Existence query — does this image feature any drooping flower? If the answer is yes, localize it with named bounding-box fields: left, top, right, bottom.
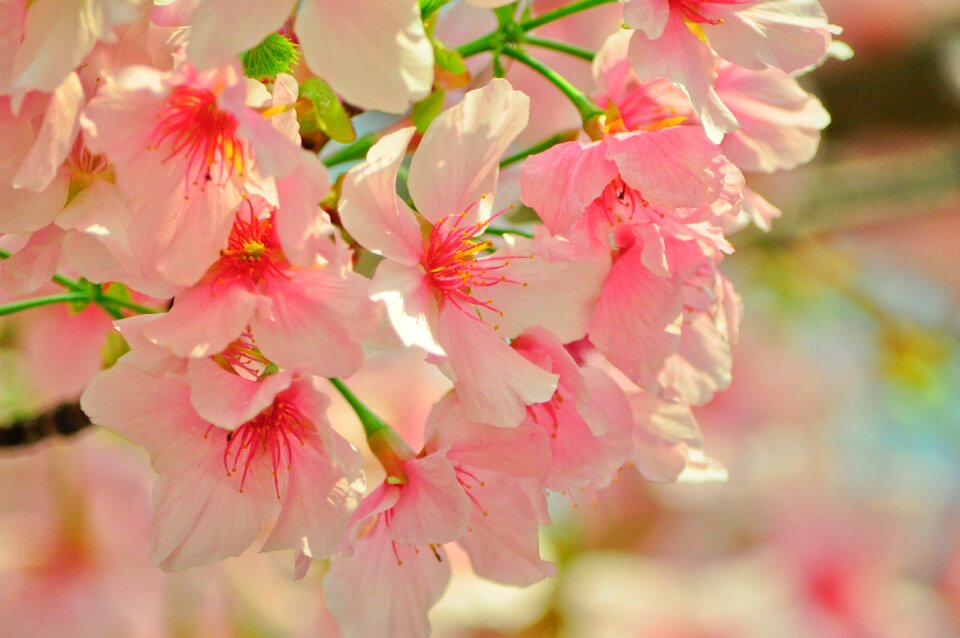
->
left=80, top=320, right=364, bottom=571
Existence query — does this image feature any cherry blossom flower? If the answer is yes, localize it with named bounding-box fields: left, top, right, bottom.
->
left=80, top=322, right=363, bottom=571
left=340, top=79, right=609, bottom=427
left=81, top=64, right=327, bottom=288
left=139, top=198, right=378, bottom=378
left=622, top=0, right=839, bottom=140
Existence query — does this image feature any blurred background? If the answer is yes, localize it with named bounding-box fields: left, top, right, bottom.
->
left=2, top=0, right=960, bottom=636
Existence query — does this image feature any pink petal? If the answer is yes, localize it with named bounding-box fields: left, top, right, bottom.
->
left=370, top=259, right=443, bottom=356
left=296, top=0, right=433, bottom=113
left=140, top=278, right=259, bottom=358
left=622, top=0, right=671, bottom=40
left=12, top=72, right=83, bottom=191
left=628, top=14, right=737, bottom=143
left=262, top=431, right=363, bottom=559
left=716, top=63, right=830, bottom=173
left=519, top=140, right=616, bottom=235
left=324, top=522, right=450, bottom=638
left=408, top=78, right=529, bottom=224
left=456, top=473, right=555, bottom=586
left=588, top=241, right=683, bottom=389
left=437, top=305, right=559, bottom=428
left=274, top=150, right=336, bottom=268
left=149, top=451, right=273, bottom=571
left=80, top=353, right=210, bottom=473
left=252, top=268, right=378, bottom=378
left=388, top=453, right=471, bottom=546
left=480, top=235, right=610, bottom=343
left=605, top=127, right=731, bottom=210
left=186, top=357, right=296, bottom=430
left=0, top=224, right=64, bottom=295
left=340, top=127, right=423, bottom=266
left=705, top=0, right=835, bottom=74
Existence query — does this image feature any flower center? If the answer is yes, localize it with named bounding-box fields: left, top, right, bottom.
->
left=526, top=390, right=565, bottom=438
left=421, top=208, right=521, bottom=319
left=670, top=0, right=725, bottom=25
left=213, top=206, right=288, bottom=286
left=148, top=84, right=245, bottom=189
left=217, top=397, right=308, bottom=498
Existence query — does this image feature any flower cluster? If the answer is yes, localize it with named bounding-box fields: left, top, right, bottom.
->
left=0, top=1, right=842, bottom=636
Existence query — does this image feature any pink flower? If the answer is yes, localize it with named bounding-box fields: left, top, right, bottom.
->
left=185, top=0, right=433, bottom=114
left=623, top=0, right=839, bottom=140
left=140, top=199, right=378, bottom=378
left=80, top=324, right=363, bottom=571
left=512, top=327, right=634, bottom=492
left=325, top=391, right=555, bottom=637
left=81, top=64, right=327, bottom=287
left=520, top=120, right=741, bottom=391
left=340, top=79, right=603, bottom=427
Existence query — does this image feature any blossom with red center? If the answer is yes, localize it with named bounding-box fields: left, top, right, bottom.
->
left=622, top=0, right=839, bottom=141
left=80, top=325, right=364, bottom=571
left=148, top=84, right=246, bottom=189
left=341, top=79, right=614, bottom=427
left=81, top=63, right=332, bottom=288
left=140, top=197, right=378, bottom=379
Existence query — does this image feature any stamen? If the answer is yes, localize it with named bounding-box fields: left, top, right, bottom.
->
left=421, top=203, right=527, bottom=320
left=148, top=84, right=246, bottom=191
left=211, top=203, right=289, bottom=290
left=220, top=397, right=309, bottom=498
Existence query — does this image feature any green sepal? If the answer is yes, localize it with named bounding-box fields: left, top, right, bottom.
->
left=411, top=88, right=445, bottom=133
left=432, top=38, right=466, bottom=74
left=298, top=77, right=357, bottom=144
left=240, top=33, right=299, bottom=79
left=419, top=0, right=451, bottom=19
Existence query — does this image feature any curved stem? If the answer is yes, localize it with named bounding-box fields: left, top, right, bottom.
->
left=521, top=0, right=619, bottom=31
left=483, top=227, right=534, bottom=238
left=322, top=132, right=377, bottom=167
left=500, top=47, right=605, bottom=127
left=0, top=292, right=90, bottom=317
left=328, top=377, right=391, bottom=437
left=523, top=35, right=596, bottom=62
left=100, top=296, right=162, bottom=315
left=500, top=130, right=578, bottom=168
left=457, top=33, right=497, bottom=58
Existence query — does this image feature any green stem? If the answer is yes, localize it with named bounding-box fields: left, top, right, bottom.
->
left=500, top=47, right=605, bottom=126
left=521, top=0, right=619, bottom=31
left=0, top=292, right=90, bottom=317
left=100, top=296, right=162, bottom=315
left=523, top=35, right=596, bottom=62
left=457, top=33, right=497, bottom=58
left=484, top=226, right=534, bottom=238
left=322, top=133, right=377, bottom=167
left=328, top=377, right=390, bottom=437
left=500, top=131, right=578, bottom=168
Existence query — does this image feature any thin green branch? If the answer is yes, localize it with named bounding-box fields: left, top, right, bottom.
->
left=500, top=47, right=605, bottom=126
left=523, top=35, right=596, bottom=62
left=322, top=133, right=377, bottom=167
left=457, top=33, right=497, bottom=58
left=521, top=0, right=619, bottom=31
left=500, top=131, right=578, bottom=168
left=328, top=377, right=391, bottom=437
left=0, top=291, right=90, bottom=317
left=484, top=226, right=534, bottom=238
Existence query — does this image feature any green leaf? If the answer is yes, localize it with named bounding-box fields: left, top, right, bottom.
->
left=432, top=38, right=466, bottom=74
left=419, top=0, right=451, bottom=19
left=240, top=33, right=299, bottom=79
left=411, top=88, right=445, bottom=133
left=298, top=77, right=356, bottom=144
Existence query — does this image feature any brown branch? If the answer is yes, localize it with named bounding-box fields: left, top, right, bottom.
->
left=0, top=403, right=91, bottom=448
